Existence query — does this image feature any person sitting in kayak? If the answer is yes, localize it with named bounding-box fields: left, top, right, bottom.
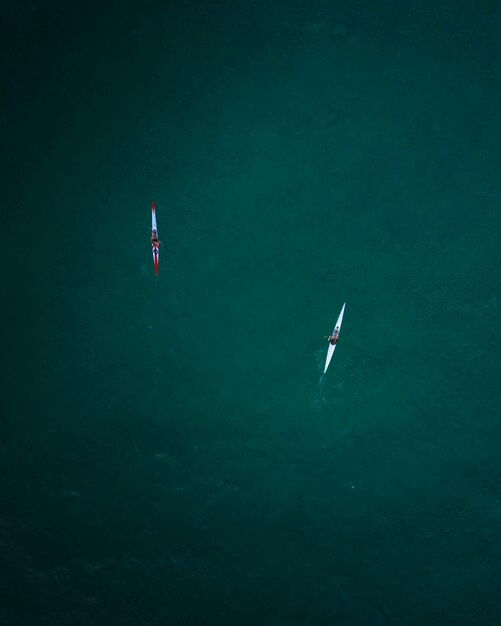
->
left=328, top=331, right=339, bottom=345
left=151, top=230, right=160, bottom=246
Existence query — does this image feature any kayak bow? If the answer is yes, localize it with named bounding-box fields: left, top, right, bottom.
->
left=324, top=303, right=346, bottom=374
left=151, top=202, right=159, bottom=276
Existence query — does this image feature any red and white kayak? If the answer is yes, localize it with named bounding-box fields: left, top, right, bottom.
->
left=324, top=303, right=346, bottom=374
left=151, top=202, right=159, bottom=276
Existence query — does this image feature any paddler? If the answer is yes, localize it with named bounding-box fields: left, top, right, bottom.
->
left=327, top=331, right=339, bottom=345
left=151, top=230, right=160, bottom=246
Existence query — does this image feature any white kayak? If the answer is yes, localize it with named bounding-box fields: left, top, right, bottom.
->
left=324, top=303, right=346, bottom=374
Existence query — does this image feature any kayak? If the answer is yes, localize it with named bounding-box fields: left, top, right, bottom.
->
left=151, top=202, right=159, bottom=276
left=324, top=303, right=346, bottom=374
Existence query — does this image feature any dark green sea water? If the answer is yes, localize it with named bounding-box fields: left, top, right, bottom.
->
left=2, top=1, right=501, bottom=624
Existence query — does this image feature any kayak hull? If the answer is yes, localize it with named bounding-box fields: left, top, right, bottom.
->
left=151, top=202, right=159, bottom=275
left=324, top=302, right=346, bottom=374
left=324, top=343, right=337, bottom=374
left=152, top=244, right=159, bottom=276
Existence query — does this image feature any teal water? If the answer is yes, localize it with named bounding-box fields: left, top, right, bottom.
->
left=2, top=2, right=501, bottom=624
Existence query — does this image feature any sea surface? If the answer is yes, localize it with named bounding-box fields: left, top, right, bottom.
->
left=2, top=1, right=500, bottom=624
